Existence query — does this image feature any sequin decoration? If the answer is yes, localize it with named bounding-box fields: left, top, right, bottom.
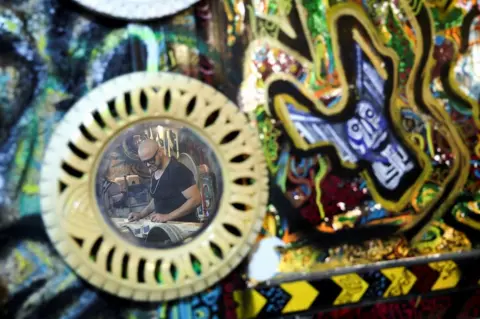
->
left=0, top=0, right=231, bottom=315
left=242, top=0, right=469, bottom=237
left=236, top=0, right=480, bottom=284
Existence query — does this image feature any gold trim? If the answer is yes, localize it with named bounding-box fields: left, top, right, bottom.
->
left=241, top=0, right=469, bottom=240
left=399, top=0, right=470, bottom=241
left=40, top=72, right=268, bottom=301
left=262, top=4, right=433, bottom=213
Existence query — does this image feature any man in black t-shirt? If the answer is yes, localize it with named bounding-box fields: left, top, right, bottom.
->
left=128, top=139, right=201, bottom=223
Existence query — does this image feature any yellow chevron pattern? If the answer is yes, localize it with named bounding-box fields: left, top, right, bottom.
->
left=281, top=281, right=319, bottom=313
left=381, top=267, right=417, bottom=297
left=429, top=260, right=460, bottom=291
left=233, top=289, right=267, bottom=319
left=234, top=260, right=465, bottom=318
left=331, top=273, right=369, bottom=305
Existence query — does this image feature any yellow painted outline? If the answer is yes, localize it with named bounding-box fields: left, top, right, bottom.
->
left=410, top=133, right=425, bottom=151
left=314, top=156, right=328, bottom=220
left=400, top=0, right=470, bottom=241
left=264, top=4, right=433, bottom=214
left=242, top=0, right=469, bottom=239
left=424, top=122, right=436, bottom=157
left=454, top=207, right=480, bottom=230
left=352, top=29, right=388, bottom=80
left=437, top=26, right=480, bottom=128
left=425, top=0, right=459, bottom=20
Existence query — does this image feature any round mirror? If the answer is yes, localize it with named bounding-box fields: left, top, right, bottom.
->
left=95, top=120, right=222, bottom=248
left=40, top=72, right=268, bottom=301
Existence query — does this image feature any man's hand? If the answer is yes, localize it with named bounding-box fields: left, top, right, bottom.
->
left=150, top=213, right=170, bottom=223
left=128, top=212, right=143, bottom=222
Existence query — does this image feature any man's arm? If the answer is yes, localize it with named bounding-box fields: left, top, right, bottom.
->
left=140, top=199, right=155, bottom=217
left=129, top=199, right=155, bottom=221
left=167, top=185, right=202, bottom=220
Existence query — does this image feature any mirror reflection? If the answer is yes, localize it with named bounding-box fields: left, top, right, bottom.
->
left=95, top=120, right=222, bottom=247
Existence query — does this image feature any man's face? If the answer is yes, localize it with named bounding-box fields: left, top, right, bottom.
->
left=139, top=145, right=165, bottom=172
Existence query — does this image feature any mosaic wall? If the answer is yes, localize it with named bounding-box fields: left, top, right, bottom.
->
left=3, top=0, right=480, bottom=317
left=227, top=0, right=480, bottom=284
left=0, top=0, right=232, bottom=317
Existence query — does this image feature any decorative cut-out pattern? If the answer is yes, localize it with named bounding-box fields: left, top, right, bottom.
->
left=40, top=72, right=268, bottom=301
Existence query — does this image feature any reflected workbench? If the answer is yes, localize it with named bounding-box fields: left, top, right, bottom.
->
left=111, top=218, right=203, bottom=245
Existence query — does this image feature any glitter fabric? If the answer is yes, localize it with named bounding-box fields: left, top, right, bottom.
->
left=0, top=0, right=229, bottom=317
left=242, top=0, right=464, bottom=235
left=232, top=0, right=480, bottom=284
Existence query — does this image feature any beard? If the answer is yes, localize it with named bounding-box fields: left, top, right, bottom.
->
left=148, top=159, right=163, bottom=172
left=148, top=166, right=157, bottom=173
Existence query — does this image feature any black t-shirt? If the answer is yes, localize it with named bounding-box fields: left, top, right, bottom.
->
left=149, top=157, right=198, bottom=222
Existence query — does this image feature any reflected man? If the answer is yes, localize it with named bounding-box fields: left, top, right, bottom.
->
left=128, top=139, right=201, bottom=223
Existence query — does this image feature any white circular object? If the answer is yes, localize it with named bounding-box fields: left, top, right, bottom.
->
left=74, top=0, right=201, bottom=20
left=40, top=72, right=268, bottom=301
left=248, top=237, right=286, bottom=282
